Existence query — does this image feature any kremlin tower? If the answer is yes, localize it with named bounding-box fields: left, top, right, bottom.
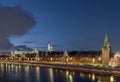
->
left=102, top=34, right=110, bottom=66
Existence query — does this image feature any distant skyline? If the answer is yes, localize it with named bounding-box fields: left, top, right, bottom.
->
left=0, top=0, right=120, bottom=52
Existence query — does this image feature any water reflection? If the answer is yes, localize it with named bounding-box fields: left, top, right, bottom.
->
left=1, top=63, right=4, bottom=77
left=69, top=74, right=73, bottom=82
left=25, top=65, right=30, bottom=82
left=65, top=70, right=73, bottom=82
left=92, top=73, right=95, bottom=81
left=49, top=68, right=54, bottom=82
left=79, top=72, right=116, bottom=82
left=80, top=72, right=85, bottom=78
left=35, top=66, right=40, bottom=82
left=110, top=76, right=114, bottom=82
left=0, top=63, right=119, bottom=82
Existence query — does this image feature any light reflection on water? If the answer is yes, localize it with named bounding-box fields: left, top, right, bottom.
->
left=49, top=68, right=54, bottom=82
left=65, top=70, right=73, bottom=82
left=0, top=63, right=120, bottom=82
left=25, top=65, right=30, bottom=82
left=36, top=66, right=40, bottom=82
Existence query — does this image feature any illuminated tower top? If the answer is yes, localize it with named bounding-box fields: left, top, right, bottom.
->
left=63, top=50, right=69, bottom=57
left=48, top=41, right=51, bottom=51
left=104, top=33, right=109, bottom=47
left=48, top=41, right=54, bottom=51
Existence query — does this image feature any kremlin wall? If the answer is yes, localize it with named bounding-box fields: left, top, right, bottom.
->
left=0, top=34, right=119, bottom=67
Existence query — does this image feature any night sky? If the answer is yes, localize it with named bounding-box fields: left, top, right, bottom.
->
left=0, top=0, right=120, bottom=52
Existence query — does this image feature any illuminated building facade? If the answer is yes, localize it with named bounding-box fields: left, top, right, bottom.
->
left=102, top=34, right=110, bottom=66
left=109, top=52, right=120, bottom=67
left=48, top=41, right=54, bottom=52
left=11, top=48, right=39, bottom=57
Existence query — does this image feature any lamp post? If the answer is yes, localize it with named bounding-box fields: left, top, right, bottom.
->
left=92, top=58, right=95, bottom=64
left=37, top=57, right=40, bottom=61
left=50, top=58, right=53, bottom=62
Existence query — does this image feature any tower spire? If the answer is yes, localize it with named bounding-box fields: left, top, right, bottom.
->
left=104, top=33, right=109, bottom=47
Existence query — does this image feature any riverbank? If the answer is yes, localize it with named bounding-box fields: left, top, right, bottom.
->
left=0, top=60, right=120, bottom=77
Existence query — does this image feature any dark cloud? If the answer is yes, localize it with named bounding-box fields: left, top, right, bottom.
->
left=0, top=6, right=36, bottom=49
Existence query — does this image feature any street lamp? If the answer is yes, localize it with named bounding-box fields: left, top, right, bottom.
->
left=50, top=58, right=53, bottom=61
left=98, top=57, right=101, bottom=61
left=37, top=57, right=40, bottom=61
left=92, top=58, right=95, bottom=63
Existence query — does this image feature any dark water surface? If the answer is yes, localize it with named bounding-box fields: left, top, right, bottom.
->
left=0, top=63, right=120, bottom=82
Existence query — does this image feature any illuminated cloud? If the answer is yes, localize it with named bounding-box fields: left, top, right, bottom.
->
left=0, top=6, right=36, bottom=50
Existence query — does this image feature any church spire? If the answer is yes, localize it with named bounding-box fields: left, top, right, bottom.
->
left=104, top=33, right=109, bottom=47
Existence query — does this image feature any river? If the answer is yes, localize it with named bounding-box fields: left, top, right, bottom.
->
left=0, top=63, right=119, bottom=82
